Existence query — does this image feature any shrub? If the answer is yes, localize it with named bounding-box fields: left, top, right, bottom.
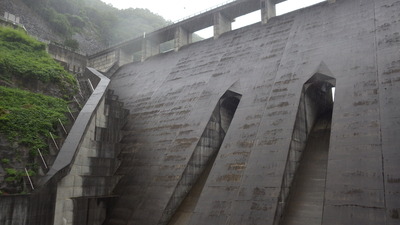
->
left=1, top=158, right=10, bottom=164
left=4, top=168, right=36, bottom=184
left=64, top=38, right=79, bottom=51
left=0, top=27, right=45, bottom=51
left=67, top=14, right=86, bottom=29
left=0, top=26, right=77, bottom=96
left=4, top=168, right=26, bottom=184
left=0, top=86, right=68, bottom=151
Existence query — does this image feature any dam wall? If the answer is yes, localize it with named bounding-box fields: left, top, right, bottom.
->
left=104, top=0, right=400, bottom=224
left=1, top=0, right=400, bottom=224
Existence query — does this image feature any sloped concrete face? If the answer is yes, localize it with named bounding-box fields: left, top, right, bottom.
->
left=106, top=0, right=400, bottom=224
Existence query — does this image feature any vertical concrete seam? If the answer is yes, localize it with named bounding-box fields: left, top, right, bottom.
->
left=372, top=0, right=387, bottom=223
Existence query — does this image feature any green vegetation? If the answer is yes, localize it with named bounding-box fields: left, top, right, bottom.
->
left=4, top=168, right=24, bottom=183
left=0, top=86, right=68, bottom=154
left=64, top=38, right=79, bottom=51
left=0, top=27, right=76, bottom=194
left=21, top=0, right=172, bottom=47
left=0, top=27, right=76, bottom=98
left=4, top=168, right=35, bottom=192
left=1, top=158, right=10, bottom=164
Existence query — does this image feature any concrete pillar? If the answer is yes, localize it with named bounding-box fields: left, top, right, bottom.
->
left=8, top=13, right=16, bottom=23
left=213, top=12, right=232, bottom=39
left=261, top=0, right=276, bottom=24
left=174, top=26, right=192, bottom=51
left=118, top=48, right=133, bottom=66
left=141, top=38, right=159, bottom=61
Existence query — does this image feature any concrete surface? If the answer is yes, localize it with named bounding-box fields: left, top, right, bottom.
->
left=104, top=0, right=400, bottom=224
left=281, top=117, right=331, bottom=225
left=2, top=0, right=400, bottom=224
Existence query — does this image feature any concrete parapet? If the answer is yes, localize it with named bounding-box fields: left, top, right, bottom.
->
left=39, top=68, right=110, bottom=185
left=47, top=43, right=87, bottom=74
left=16, top=68, right=111, bottom=225
left=88, top=51, right=118, bottom=73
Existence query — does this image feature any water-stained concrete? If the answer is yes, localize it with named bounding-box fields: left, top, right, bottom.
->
left=104, top=0, right=400, bottom=224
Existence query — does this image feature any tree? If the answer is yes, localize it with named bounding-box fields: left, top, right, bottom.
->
left=64, top=39, right=79, bottom=51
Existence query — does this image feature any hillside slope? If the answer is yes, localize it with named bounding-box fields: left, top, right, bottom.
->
left=0, top=0, right=170, bottom=54
left=0, top=27, right=77, bottom=194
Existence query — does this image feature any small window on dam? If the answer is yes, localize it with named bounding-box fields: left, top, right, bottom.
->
left=161, top=90, right=241, bottom=225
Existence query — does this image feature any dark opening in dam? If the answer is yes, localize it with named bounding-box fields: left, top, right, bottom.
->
left=163, top=90, right=241, bottom=225
left=276, top=73, right=336, bottom=225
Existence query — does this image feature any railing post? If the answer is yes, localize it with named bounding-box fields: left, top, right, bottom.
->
left=58, top=118, right=68, bottom=135
left=67, top=106, right=75, bottom=121
left=87, top=78, right=95, bottom=92
left=49, top=132, right=59, bottom=151
left=73, top=96, right=82, bottom=109
left=25, top=168, right=35, bottom=190
left=37, top=149, right=48, bottom=169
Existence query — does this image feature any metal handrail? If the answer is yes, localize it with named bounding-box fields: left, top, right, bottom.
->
left=172, top=0, right=237, bottom=23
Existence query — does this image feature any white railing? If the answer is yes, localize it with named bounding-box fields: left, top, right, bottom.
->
left=173, top=0, right=237, bottom=23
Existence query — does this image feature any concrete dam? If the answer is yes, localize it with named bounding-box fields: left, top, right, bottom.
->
left=1, top=0, right=400, bottom=224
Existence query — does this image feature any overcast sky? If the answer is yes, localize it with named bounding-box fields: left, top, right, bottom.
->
left=100, top=0, right=325, bottom=37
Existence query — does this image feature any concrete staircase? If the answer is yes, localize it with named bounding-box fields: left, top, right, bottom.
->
left=51, top=88, right=128, bottom=225
left=71, top=89, right=129, bottom=224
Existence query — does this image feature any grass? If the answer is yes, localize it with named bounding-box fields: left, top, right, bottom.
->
left=0, top=24, right=79, bottom=194
left=0, top=26, right=77, bottom=98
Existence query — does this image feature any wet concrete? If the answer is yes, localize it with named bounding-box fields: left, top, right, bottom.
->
left=104, top=0, right=400, bottom=224
left=281, top=116, right=331, bottom=225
